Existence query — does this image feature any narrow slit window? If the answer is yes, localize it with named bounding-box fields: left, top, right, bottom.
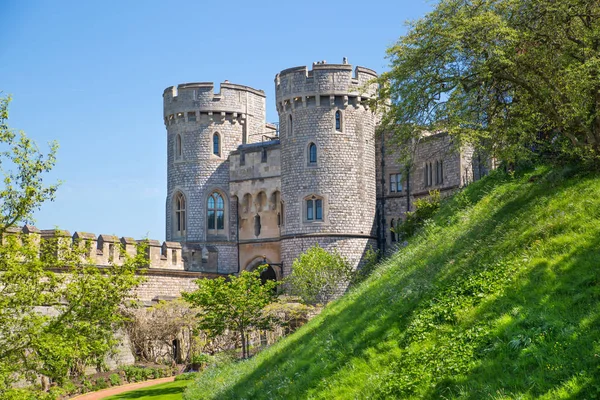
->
left=213, top=133, right=220, bottom=157
left=335, top=110, right=342, bottom=131
left=175, top=134, right=182, bottom=160
left=309, top=143, right=317, bottom=164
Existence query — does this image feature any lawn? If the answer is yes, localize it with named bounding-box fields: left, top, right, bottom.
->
left=104, top=380, right=190, bottom=400
left=184, top=165, right=600, bottom=399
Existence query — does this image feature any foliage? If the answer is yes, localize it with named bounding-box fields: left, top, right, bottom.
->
left=120, top=365, right=172, bottom=383
left=124, top=298, right=198, bottom=363
left=183, top=266, right=280, bottom=359
left=93, top=377, right=109, bottom=391
left=0, top=95, right=59, bottom=235
left=377, top=0, right=600, bottom=163
left=394, top=189, right=441, bottom=240
left=175, top=372, right=199, bottom=381
left=285, top=244, right=353, bottom=305
left=350, top=246, right=381, bottom=286
left=262, top=297, right=316, bottom=334
left=0, top=95, right=146, bottom=394
left=109, top=373, right=122, bottom=387
left=183, top=165, right=600, bottom=399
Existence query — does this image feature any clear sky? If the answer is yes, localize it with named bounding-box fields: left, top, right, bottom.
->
left=0, top=0, right=433, bottom=241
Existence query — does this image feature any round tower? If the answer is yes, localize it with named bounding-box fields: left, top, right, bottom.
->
left=275, top=62, right=379, bottom=275
left=163, top=82, right=266, bottom=273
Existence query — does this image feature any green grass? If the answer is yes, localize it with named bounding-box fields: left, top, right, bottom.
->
left=104, top=380, right=190, bottom=400
left=184, top=165, right=600, bottom=399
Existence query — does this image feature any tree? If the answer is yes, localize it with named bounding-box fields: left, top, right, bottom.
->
left=183, top=266, right=279, bottom=359
left=0, top=95, right=59, bottom=235
left=286, top=244, right=353, bottom=305
left=377, top=0, right=600, bottom=163
left=0, top=95, right=146, bottom=394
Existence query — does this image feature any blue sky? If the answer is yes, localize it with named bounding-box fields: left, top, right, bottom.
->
left=0, top=0, right=432, bottom=241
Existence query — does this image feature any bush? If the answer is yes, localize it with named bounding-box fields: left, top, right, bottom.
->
left=286, top=244, right=353, bottom=305
left=175, top=372, right=198, bottom=381
left=81, top=378, right=93, bottom=393
left=62, top=379, right=78, bottom=395
left=109, top=373, right=122, bottom=387
left=395, top=190, right=441, bottom=240
left=93, top=377, right=109, bottom=391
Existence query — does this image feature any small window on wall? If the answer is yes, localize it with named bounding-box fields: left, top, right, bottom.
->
left=390, top=219, right=396, bottom=242
left=187, top=112, right=196, bottom=122
left=261, top=147, right=268, bottom=163
left=213, top=133, right=221, bottom=157
left=288, top=115, right=293, bottom=136
left=174, top=192, right=186, bottom=237
left=308, top=143, right=317, bottom=165
left=175, top=134, right=182, bottom=160
left=390, top=173, right=402, bottom=193
left=436, top=160, right=444, bottom=184
left=335, top=110, right=342, bottom=132
left=306, top=195, right=323, bottom=221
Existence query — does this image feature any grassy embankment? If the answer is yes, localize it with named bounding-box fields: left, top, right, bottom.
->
left=185, top=165, right=600, bottom=399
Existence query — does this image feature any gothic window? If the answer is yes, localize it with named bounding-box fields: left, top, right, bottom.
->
left=175, top=134, right=182, bottom=160
left=207, top=192, right=225, bottom=232
left=213, top=132, right=221, bottom=157
left=174, top=192, right=186, bottom=237
left=308, top=142, right=317, bottom=165
left=305, top=195, right=323, bottom=221
left=335, top=110, right=342, bottom=132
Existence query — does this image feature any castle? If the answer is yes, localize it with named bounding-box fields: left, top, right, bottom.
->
left=4, top=60, right=488, bottom=304
left=162, top=60, right=490, bottom=282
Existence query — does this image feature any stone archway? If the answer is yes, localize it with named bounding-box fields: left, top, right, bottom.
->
left=245, top=256, right=278, bottom=284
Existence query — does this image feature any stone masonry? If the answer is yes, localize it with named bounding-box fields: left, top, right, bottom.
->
left=163, top=59, right=491, bottom=279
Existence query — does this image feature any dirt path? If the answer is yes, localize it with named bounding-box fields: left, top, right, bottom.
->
left=70, top=376, right=176, bottom=400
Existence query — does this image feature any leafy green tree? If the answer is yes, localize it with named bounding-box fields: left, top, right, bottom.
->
left=378, top=0, right=600, bottom=163
left=286, top=244, right=353, bottom=305
left=0, top=95, right=146, bottom=395
left=183, top=266, right=279, bottom=359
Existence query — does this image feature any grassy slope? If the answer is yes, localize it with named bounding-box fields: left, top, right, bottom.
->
left=104, top=380, right=190, bottom=400
left=185, top=166, right=600, bottom=399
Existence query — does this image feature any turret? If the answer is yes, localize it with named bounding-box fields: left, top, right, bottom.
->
left=163, top=81, right=267, bottom=273
left=275, top=61, right=379, bottom=276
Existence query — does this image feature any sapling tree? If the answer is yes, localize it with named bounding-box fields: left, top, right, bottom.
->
left=183, top=266, right=279, bottom=359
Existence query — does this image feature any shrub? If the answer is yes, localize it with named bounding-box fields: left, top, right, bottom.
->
left=93, top=377, right=109, bottom=391
left=286, top=244, right=353, bottom=305
left=395, top=190, right=441, bottom=240
left=109, top=373, right=122, bottom=387
left=175, top=372, right=198, bottom=381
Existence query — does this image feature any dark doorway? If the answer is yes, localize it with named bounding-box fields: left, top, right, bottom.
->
left=259, top=264, right=277, bottom=285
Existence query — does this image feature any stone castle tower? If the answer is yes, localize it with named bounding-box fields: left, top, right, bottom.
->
left=163, top=82, right=267, bottom=273
left=275, top=63, right=379, bottom=275
left=162, top=59, right=486, bottom=279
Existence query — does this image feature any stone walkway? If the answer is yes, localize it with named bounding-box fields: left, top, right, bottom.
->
left=70, top=376, right=176, bottom=400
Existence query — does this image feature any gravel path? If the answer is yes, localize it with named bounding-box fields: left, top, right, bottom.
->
left=69, top=376, right=177, bottom=400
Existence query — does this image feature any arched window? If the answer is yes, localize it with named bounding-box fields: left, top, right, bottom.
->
left=174, top=192, right=186, bottom=237
left=207, top=192, right=225, bottom=232
left=213, top=133, right=221, bottom=157
left=175, top=134, right=182, bottom=160
left=335, top=110, right=342, bottom=131
left=305, top=195, right=323, bottom=222
left=288, top=115, right=293, bottom=136
left=308, top=143, right=317, bottom=164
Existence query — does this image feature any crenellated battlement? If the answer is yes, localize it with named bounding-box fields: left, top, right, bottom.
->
left=1, top=225, right=184, bottom=271
left=163, top=81, right=266, bottom=125
left=274, top=61, right=378, bottom=109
